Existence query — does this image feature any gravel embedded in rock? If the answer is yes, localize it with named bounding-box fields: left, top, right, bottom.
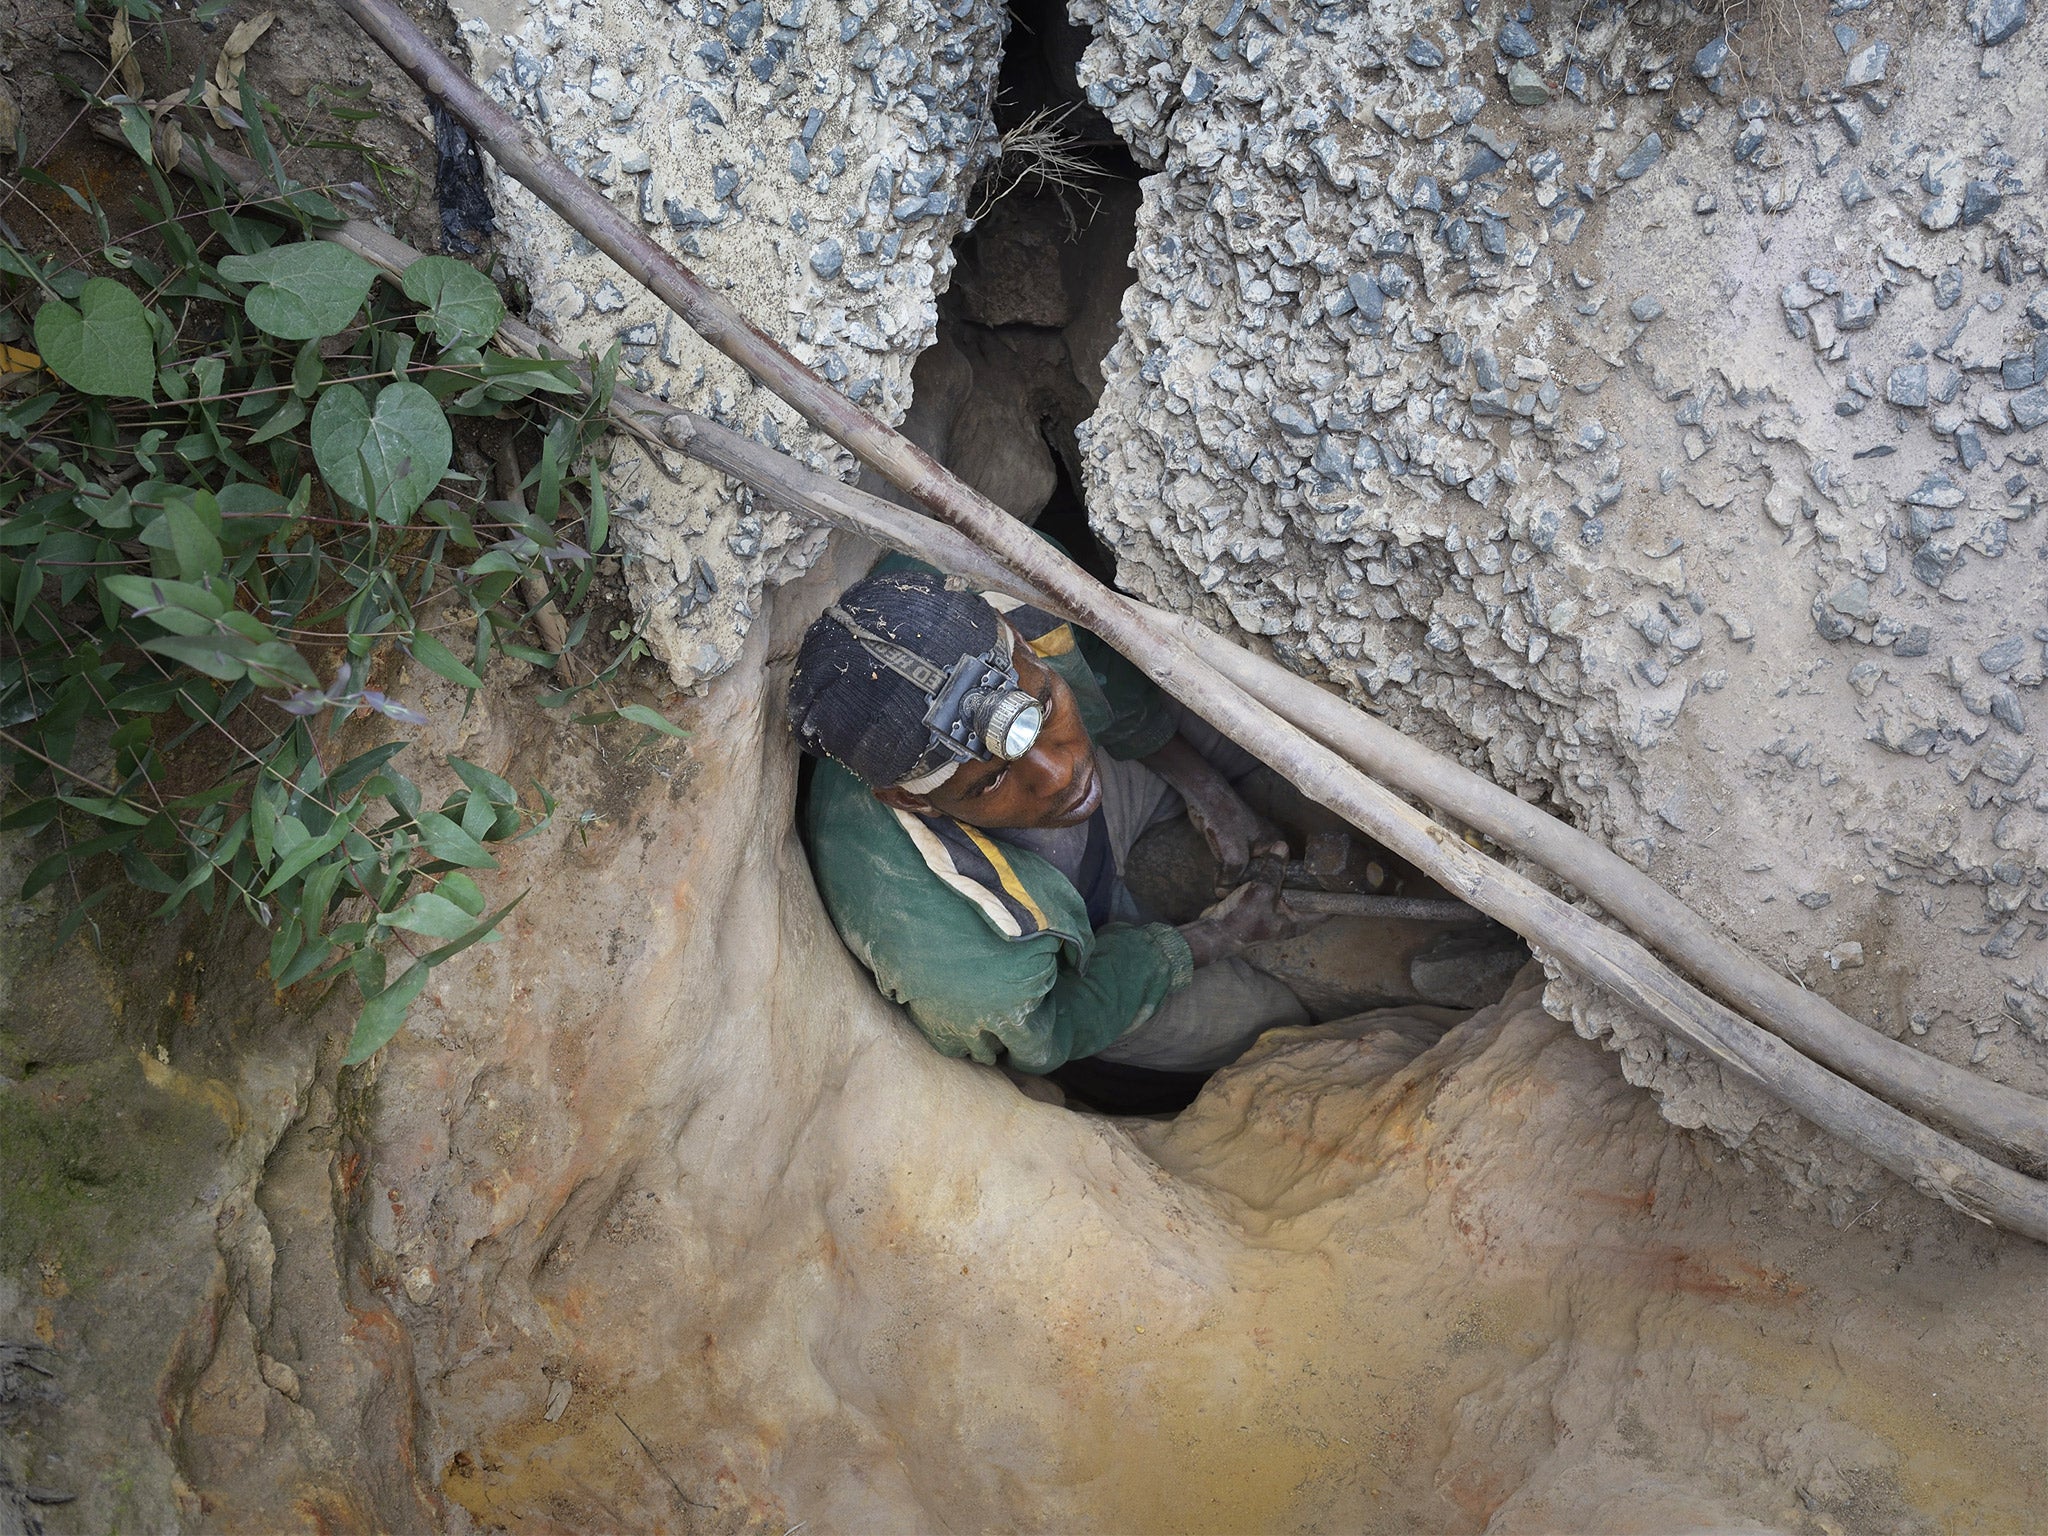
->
left=1977, top=0, right=2028, bottom=45
left=1507, top=63, right=1549, bottom=105
left=1497, top=20, right=1538, bottom=57
left=1845, top=40, right=1891, bottom=85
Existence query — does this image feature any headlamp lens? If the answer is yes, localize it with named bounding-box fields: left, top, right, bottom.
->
left=983, top=695, right=1042, bottom=760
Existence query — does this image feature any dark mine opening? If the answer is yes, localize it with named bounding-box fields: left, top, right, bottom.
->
left=836, top=0, right=1529, bottom=1117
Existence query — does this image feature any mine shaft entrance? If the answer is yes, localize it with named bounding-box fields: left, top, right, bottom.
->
left=870, top=0, right=1530, bottom=1114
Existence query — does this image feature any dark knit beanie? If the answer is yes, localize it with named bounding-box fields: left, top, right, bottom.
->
left=786, top=568, right=1003, bottom=787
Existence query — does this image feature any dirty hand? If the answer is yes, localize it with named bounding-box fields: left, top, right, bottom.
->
left=1177, top=880, right=1324, bottom=968
left=1183, top=785, right=1281, bottom=882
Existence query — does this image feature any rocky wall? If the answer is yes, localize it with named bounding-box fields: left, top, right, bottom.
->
left=448, top=0, right=1008, bottom=684
left=1072, top=0, right=2048, bottom=1206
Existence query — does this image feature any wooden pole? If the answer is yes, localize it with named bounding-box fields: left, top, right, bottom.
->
left=140, top=43, right=2048, bottom=1239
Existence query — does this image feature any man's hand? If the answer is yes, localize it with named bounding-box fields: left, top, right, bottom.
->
left=1142, top=735, right=1275, bottom=880
left=1177, top=881, right=1324, bottom=969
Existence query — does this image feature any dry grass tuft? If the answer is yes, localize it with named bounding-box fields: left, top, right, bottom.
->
left=971, top=102, right=1107, bottom=236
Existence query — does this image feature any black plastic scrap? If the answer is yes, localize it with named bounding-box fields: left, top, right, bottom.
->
left=431, top=100, right=495, bottom=255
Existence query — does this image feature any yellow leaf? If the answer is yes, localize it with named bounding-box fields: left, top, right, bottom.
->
left=109, top=10, right=145, bottom=99
left=206, top=9, right=276, bottom=129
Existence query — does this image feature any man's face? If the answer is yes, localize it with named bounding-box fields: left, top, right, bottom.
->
left=873, top=635, right=1101, bottom=830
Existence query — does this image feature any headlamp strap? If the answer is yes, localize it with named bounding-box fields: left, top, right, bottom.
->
left=825, top=604, right=951, bottom=695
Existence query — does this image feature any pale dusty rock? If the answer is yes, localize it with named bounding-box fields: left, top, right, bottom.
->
left=447, top=0, right=1009, bottom=686
left=1071, top=0, right=2048, bottom=1206
left=8, top=558, right=2045, bottom=1530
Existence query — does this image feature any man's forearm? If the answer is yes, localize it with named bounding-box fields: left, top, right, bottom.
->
left=1141, top=734, right=1236, bottom=810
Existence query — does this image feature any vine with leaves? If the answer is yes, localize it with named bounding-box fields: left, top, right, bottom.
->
left=0, top=72, right=669, bottom=1062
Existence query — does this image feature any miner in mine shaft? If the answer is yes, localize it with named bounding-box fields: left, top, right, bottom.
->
left=788, top=559, right=1323, bottom=1077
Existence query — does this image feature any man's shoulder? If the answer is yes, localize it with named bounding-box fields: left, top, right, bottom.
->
left=804, top=761, right=1089, bottom=950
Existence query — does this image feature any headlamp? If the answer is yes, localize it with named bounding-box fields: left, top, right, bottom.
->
left=827, top=604, right=1044, bottom=766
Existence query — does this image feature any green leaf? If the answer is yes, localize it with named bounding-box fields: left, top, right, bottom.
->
left=328, top=741, right=410, bottom=799
left=217, top=242, right=379, bottom=341
left=399, top=257, right=506, bottom=348
left=103, top=573, right=227, bottom=634
left=269, top=916, right=302, bottom=980
left=382, top=890, right=480, bottom=940
left=448, top=756, right=517, bottom=807
left=419, top=891, right=525, bottom=964
left=299, top=857, right=348, bottom=932
left=32, top=278, right=155, bottom=401
left=140, top=631, right=248, bottom=681
left=310, top=380, right=452, bottom=521
left=140, top=631, right=315, bottom=688
left=409, top=629, right=481, bottom=689
left=247, top=395, right=307, bottom=444
left=116, top=101, right=155, bottom=168
left=619, top=703, right=691, bottom=740
left=340, top=960, right=432, bottom=1066
left=436, top=871, right=485, bottom=917
left=259, top=811, right=355, bottom=896
left=414, top=809, right=497, bottom=869
left=275, top=933, right=332, bottom=989
left=162, top=498, right=224, bottom=583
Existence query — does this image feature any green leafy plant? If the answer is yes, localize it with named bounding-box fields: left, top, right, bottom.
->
left=0, top=113, right=644, bottom=1063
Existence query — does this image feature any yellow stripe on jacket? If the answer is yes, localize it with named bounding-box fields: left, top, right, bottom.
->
left=958, top=823, right=1051, bottom=931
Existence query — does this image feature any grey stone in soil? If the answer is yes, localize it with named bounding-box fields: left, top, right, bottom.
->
left=1841, top=172, right=1875, bottom=207
left=1980, top=634, right=2029, bottom=675
left=1978, top=743, right=2035, bottom=783
left=1405, top=36, right=1444, bottom=68
left=1896, top=624, right=1933, bottom=657
left=2013, top=385, right=2048, bottom=431
left=1837, top=290, right=1876, bottom=330
left=1844, top=40, right=1891, bottom=86
left=1962, top=180, right=2004, bottom=226
left=1976, top=0, right=2027, bottom=45
left=1497, top=19, right=1539, bottom=57
left=1991, top=686, right=2026, bottom=734
left=1630, top=295, right=1665, bottom=323
left=1887, top=364, right=1929, bottom=408
left=1934, top=268, right=1965, bottom=309
left=809, top=238, right=844, bottom=278
left=1693, top=36, right=1730, bottom=77
left=1508, top=62, right=1549, bottom=105
left=1957, top=423, right=1988, bottom=470
left=1615, top=133, right=1664, bottom=181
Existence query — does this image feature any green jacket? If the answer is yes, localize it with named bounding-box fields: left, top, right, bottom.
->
left=802, top=588, right=1191, bottom=1073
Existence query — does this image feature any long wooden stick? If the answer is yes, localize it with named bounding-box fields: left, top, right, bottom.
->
left=163, top=28, right=2048, bottom=1238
